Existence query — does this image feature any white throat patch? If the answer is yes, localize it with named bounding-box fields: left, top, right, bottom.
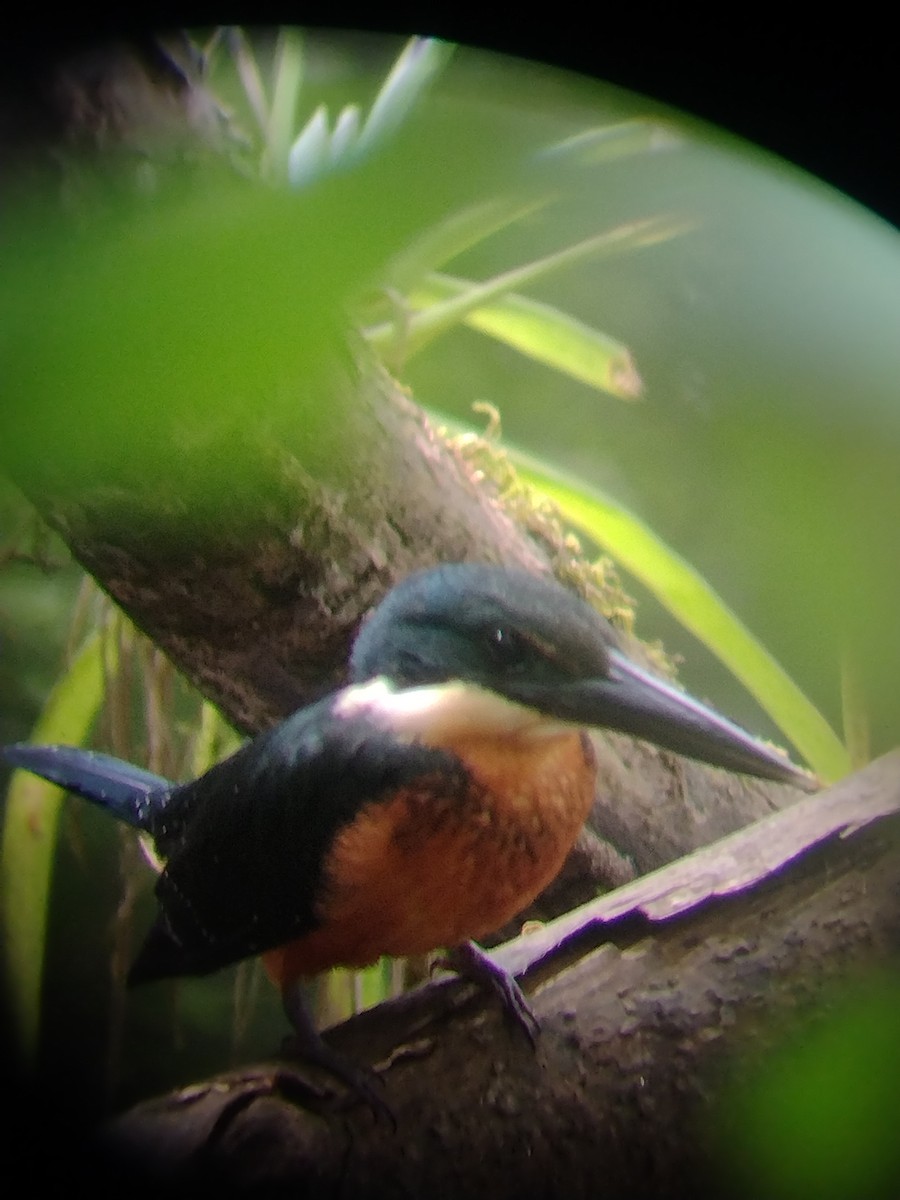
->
left=334, top=678, right=570, bottom=745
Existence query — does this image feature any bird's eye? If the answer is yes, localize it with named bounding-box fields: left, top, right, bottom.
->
left=486, top=625, right=525, bottom=661
left=484, top=622, right=563, bottom=671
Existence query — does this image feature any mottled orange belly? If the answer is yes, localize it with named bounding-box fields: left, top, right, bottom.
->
left=263, top=729, right=595, bottom=989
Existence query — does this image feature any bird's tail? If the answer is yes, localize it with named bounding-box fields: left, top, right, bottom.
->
left=2, top=743, right=171, bottom=830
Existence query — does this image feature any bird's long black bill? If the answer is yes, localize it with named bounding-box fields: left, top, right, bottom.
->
left=549, top=650, right=811, bottom=787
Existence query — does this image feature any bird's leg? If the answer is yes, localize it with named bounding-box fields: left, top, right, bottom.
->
left=280, top=981, right=394, bottom=1123
left=441, top=941, right=540, bottom=1044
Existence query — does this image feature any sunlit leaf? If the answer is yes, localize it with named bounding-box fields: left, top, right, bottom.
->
left=285, top=37, right=454, bottom=190
left=265, top=28, right=305, bottom=183
left=367, top=214, right=694, bottom=362
left=0, top=630, right=110, bottom=1062
left=410, top=273, right=642, bottom=398
left=382, top=196, right=548, bottom=295
left=511, top=453, right=850, bottom=782
left=356, top=38, right=456, bottom=156
left=330, top=104, right=362, bottom=163
left=287, top=103, right=330, bottom=187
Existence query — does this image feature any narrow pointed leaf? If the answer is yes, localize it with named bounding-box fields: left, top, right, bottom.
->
left=410, top=272, right=642, bottom=398
left=356, top=37, right=456, bottom=156
left=226, top=27, right=270, bottom=139
left=287, top=104, right=330, bottom=188
left=330, top=105, right=362, bottom=164
left=511, top=453, right=851, bottom=782
left=383, top=196, right=547, bottom=294
left=266, top=28, right=305, bottom=182
left=0, top=630, right=110, bottom=1062
left=367, top=213, right=694, bottom=360
left=539, top=119, right=682, bottom=167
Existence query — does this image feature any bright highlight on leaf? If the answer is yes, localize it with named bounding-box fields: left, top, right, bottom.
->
left=355, top=37, right=455, bottom=156
left=367, top=214, right=693, bottom=375
left=409, top=273, right=642, bottom=399
left=434, top=412, right=848, bottom=784
left=265, top=28, right=305, bottom=183
left=216, top=31, right=685, bottom=390
left=277, top=36, right=455, bottom=188
left=510, top=452, right=851, bottom=783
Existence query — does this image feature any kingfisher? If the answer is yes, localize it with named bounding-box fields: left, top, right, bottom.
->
left=3, top=563, right=809, bottom=1107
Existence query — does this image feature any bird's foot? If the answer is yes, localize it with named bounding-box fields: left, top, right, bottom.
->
left=279, top=1033, right=395, bottom=1126
left=440, top=940, right=540, bottom=1045
left=281, top=985, right=395, bottom=1125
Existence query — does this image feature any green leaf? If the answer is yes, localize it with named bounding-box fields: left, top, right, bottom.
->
left=378, top=122, right=680, bottom=296
left=330, top=104, right=362, bottom=164
left=410, top=272, right=642, bottom=398
left=367, top=213, right=693, bottom=363
left=382, top=196, right=548, bottom=295
left=226, top=26, right=270, bottom=139
left=286, top=103, right=330, bottom=187
left=539, top=119, right=682, bottom=167
left=266, top=28, right=305, bottom=182
left=356, top=37, right=456, bottom=156
left=191, top=699, right=242, bottom=776
left=510, top=453, right=850, bottom=782
left=0, top=630, right=110, bottom=1063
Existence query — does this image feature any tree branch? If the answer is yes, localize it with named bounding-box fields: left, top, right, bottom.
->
left=98, top=751, right=900, bottom=1196
left=1, top=31, right=804, bottom=893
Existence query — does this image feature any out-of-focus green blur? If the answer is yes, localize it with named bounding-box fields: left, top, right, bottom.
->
left=404, top=104, right=900, bottom=758
left=716, top=972, right=900, bottom=1199
left=1, top=28, right=897, bottom=1145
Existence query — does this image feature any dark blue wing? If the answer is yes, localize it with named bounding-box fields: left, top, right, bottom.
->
left=130, top=690, right=459, bottom=983
left=2, top=743, right=171, bottom=828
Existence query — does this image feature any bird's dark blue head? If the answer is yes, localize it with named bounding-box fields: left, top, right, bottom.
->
left=349, top=563, right=811, bottom=787
left=351, top=562, right=612, bottom=696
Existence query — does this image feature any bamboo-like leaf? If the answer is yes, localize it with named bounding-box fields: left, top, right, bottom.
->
left=356, top=37, right=456, bottom=156
left=412, top=273, right=642, bottom=399
left=839, top=648, right=871, bottom=770
left=379, top=124, right=679, bottom=296
left=287, top=104, right=330, bottom=188
left=0, top=630, right=110, bottom=1063
left=330, top=105, right=362, bottom=164
left=538, top=119, right=682, bottom=167
left=265, top=28, right=305, bottom=182
left=382, top=196, right=548, bottom=295
left=226, top=26, right=270, bottom=139
left=366, top=213, right=694, bottom=361
left=508, top=452, right=851, bottom=782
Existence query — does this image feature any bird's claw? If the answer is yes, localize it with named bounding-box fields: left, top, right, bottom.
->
left=278, top=1032, right=395, bottom=1125
left=441, top=941, right=541, bottom=1045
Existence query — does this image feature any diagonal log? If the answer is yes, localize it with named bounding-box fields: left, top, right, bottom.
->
left=94, top=751, right=900, bottom=1196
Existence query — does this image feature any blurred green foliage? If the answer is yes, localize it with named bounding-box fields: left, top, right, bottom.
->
left=717, top=972, right=900, bottom=1199
left=1, top=29, right=897, bottom=1162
